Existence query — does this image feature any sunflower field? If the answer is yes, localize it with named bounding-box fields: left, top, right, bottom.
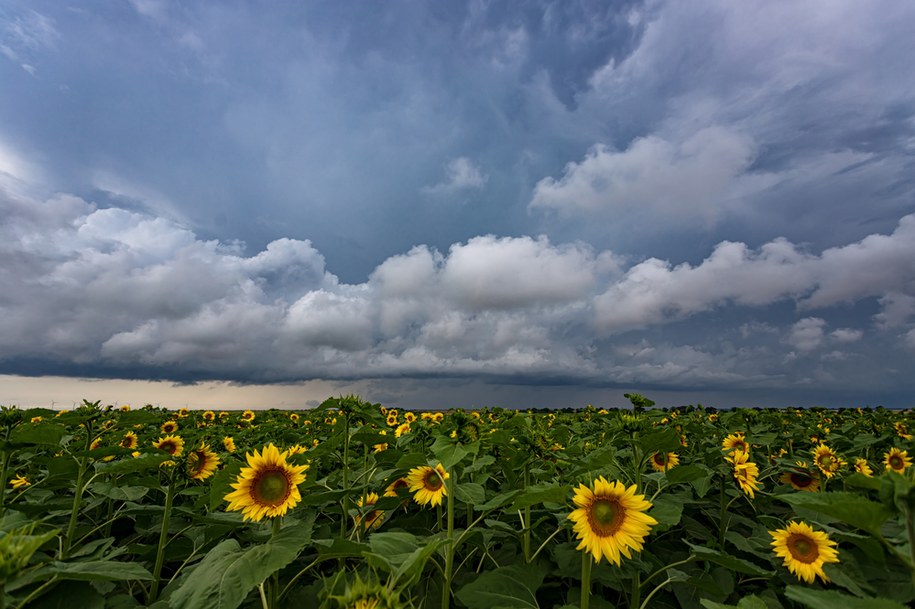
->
left=1, top=396, right=915, bottom=609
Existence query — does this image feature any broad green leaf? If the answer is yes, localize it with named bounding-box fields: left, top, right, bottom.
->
left=508, top=483, right=567, bottom=511
left=700, top=596, right=767, bottom=609
left=48, top=560, right=154, bottom=581
left=168, top=515, right=315, bottom=609
left=685, top=542, right=773, bottom=577
left=665, top=464, right=710, bottom=485
left=90, top=482, right=149, bottom=502
left=784, top=585, right=908, bottom=609
left=9, top=422, right=65, bottom=446
left=639, top=428, right=682, bottom=454
left=456, top=563, right=544, bottom=609
left=650, top=494, right=684, bottom=529
left=96, top=453, right=171, bottom=475
left=431, top=437, right=471, bottom=469
left=455, top=482, right=486, bottom=506
left=775, top=492, right=894, bottom=535
left=395, top=452, right=429, bottom=470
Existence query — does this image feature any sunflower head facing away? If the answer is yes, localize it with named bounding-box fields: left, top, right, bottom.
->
left=650, top=451, right=679, bottom=472
left=853, top=458, right=873, bottom=477
left=567, top=476, right=657, bottom=565
left=224, top=444, right=308, bottom=521
left=407, top=463, right=449, bottom=507
left=186, top=444, right=220, bottom=481
left=770, top=520, right=839, bottom=583
left=153, top=435, right=185, bottom=457
left=884, top=448, right=912, bottom=474
left=730, top=450, right=761, bottom=498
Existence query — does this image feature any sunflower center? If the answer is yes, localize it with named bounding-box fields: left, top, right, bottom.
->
left=791, top=473, right=813, bottom=488
left=890, top=456, right=903, bottom=469
left=424, top=471, right=443, bottom=490
left=787, top=534, right=819, bottom=563
left=818, top=455, right=832, bottom=467
left=255, top=470, right=291, bottom=505
left=588, top=497, right=625, bottom=536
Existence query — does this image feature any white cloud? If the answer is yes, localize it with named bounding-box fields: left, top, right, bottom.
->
left=830, top=328, right=863, bottom=343
left=422, top=157, right=487, bottom=194
left=530, top=126, right=757, bottom=221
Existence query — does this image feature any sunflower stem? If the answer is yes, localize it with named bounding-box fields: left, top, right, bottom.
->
left=270, top=517, right=282, bottom=607
left=522, top=462, right=531, bottom=562
left=441, top=467, right=455, bottom=609
left=149, top=473, right=176, bottom=603
left=718, top=477, right=728, bottom=549
left=63, top=451, right=90, bottom=558
left=258, top=582, right=270, bottom=609
left=580, top=552, right=592, bottom=609
left=340, top=413, right=351, bottom=541
left=631, top=570, right=641, bottom=608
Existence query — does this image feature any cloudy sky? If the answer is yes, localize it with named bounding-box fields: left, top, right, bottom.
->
left=2, top=0, right=915, bottom=409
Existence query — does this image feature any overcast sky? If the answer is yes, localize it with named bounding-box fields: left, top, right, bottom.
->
left=2, top=0, right=914, bottom=409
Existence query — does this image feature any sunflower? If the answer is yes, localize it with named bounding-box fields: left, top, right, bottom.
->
left=406, top=464, right=449, bottom=507
left=224, top=444, right=308, bottom=521
left=722, top=432, right=749, bottom=455
left=223, top=436, right=236, bottom=452
left=153, top=435, right=185, bottom=457
left=780, top=462, right=819, bottom=492
left=731, top=450, right=761, bottom=498
left=9, top=475, right=29, bottom=490
left=186, top=444, right=220, bottom=481
left=567, top=476, right=657, bottom=565
left=395, top=422, right=411, bottom=438
left=177, top=408, right=189, bottom=418
left=120, top=404, right=131, bottom=412
left=853, top=458, right=873, bottom=477
left=384, top=477, right=409, bottom=497
left=354, top=492, right=385, bottom=530
left=30, top=416, right=42, bottom=423
left=161, top=420, right=179, bottom=434
left=770, top=521, right=839, bottom=583
left=241, top=410, right=256, bottom=422
left=811, top=444, right=842, bottom=479
left=432, top=413, right=444, bottom=423
left=202, top=410, right=216, bottom=422
left=374, top=430, right=388, bottom=453
left=884, top=448, right=912, bottom=473
left=119, top=431, right=139, bottom=450
left=290, top=413, right=300, bottom=423
left=385, top=413, right=398, bottom=427
left=90, top=437, right=103, bottom=451
left=650, top=452, right=679, bottom=472
left=895, top=421, right=912, bottom=440
left=403, top=412, right=416, bottom=424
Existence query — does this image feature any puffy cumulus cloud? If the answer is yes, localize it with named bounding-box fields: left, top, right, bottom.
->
left=530, top=126, right=758, bottom=221
left=3, top=188, right=915, bottom=394
left=594, top=213, right=915, bottom=334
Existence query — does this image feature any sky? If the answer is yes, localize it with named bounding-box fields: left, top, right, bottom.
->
left=1, top=0, right=915, bottom=410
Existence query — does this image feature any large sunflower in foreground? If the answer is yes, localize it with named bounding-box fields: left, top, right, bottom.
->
left=567, top=476, right=657, bottom=565
left=730, top=450, right=761, bottom=498
left=406, top=464, right=449, bottom=507
left=224, top=444, right=308, bottom=521
left=770, top=521, right=839, bottom=583
left=186, top=444, right=220, bottom=481
left=884, top=448, right=912, bottom=474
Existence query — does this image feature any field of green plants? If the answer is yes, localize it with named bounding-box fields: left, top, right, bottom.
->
left=1, top=396, right=914, bottom=609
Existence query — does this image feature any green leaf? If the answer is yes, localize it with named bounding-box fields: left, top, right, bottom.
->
left=775, top=492, right=894, bottom=536
left=96, top=453, right=171, bottom=475
left=639, top=428, right=682, bottom=454
left=455, top=482, right=486, bottom=506
left=507, top=483, right=567, bottom=511
left=48, top=560, right=154, bottom=581
left=456, top=563, right=544, bottom=609
left=700, top=596, right=767, bottom=609
left=784, top=585, right=909, bottom=609
left=650, top=494, right=684, bottom=529
left=168, top=514, right=315, bottom=609
left=685, top=542, right=773, bottom=577
left=431, top=437, right=470, bottom=470
left=9, top=422, right=65, bottom=446
left=90, top=482, right=149, bottom=502
left=665, top=464, right=709, bottom=485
